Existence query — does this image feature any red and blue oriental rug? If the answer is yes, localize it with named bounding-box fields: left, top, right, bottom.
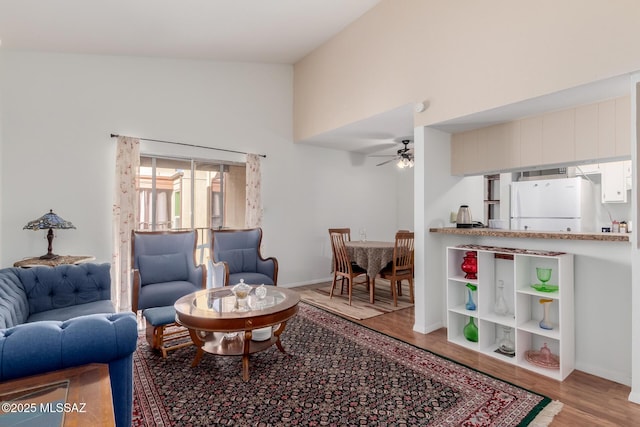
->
left=132, top=303, right=562, bottom=426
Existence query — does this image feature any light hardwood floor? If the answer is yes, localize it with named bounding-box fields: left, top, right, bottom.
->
left=294, top=283, right=640, bottom=426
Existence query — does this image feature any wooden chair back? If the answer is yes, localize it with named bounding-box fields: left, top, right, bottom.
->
left=329, top=228, right=351, bottom=269
left=392, top=231, right=415, bottom=273
left=328, top=228, right=351, bottom=242
left=330, top=232, right=353, bottom=276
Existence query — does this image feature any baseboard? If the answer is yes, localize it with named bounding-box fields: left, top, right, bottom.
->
left=628, top=389, right=640, bottom=404
left=413, top=321, right=443, bottom=334
left=279, top=277, right=333, bottom=288
left=574, top=362, right=631, bottom=387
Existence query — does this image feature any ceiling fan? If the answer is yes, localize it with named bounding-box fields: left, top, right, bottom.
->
left=374, top=139, right=414, bottom=168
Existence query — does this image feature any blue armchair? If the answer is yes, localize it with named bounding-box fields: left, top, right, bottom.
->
left=131, top=230, right=206, bottom=312
left=131, top=230, right=206, bottom=357
left=211, top=228, right=278, bottom=286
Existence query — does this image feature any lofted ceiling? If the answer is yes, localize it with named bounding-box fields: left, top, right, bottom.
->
left=0, top=0, right=382, bottom=64
left=0, top=1, right=632, bottom=157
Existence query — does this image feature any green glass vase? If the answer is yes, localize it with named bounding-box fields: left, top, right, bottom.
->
left=463, top=317, right=478, bottom=342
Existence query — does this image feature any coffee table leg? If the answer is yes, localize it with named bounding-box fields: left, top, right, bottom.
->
left=242, top=330, right=252, bottom=381
left=188, top=328, right=205, bottom=367
left=273, top=321, right=290, bottom=353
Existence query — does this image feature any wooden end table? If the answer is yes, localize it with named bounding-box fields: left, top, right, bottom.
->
left=13, top=255, right=96, bottom=268
left=174, top=285, right=300, bottom=381
left=0, top=363, right=115, bottom=426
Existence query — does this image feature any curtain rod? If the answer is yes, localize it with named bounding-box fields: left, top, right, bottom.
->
left=110, top=134, right=266, bottom=158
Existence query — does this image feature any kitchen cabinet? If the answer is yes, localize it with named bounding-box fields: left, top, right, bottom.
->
left=624, top=160, right=632, bottom=190
left=575, top=103, right=599, bottom=162
left=451, top=130, right=480, bottom=175
left=601, top=161, right=628, bottom=203
left=450, top=95, right=631, bottom=176
left=542, top=109, right=575, bottom=164
left=597, top=99, right=616, bottom=159
left=519, top=116, right=543, bottom=168
left=446, top=245, right=574, bottom=381
left=615, top=96, right=631, bottom=157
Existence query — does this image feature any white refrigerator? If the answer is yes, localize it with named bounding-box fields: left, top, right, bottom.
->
left=510, top=177, right=595, bottom=232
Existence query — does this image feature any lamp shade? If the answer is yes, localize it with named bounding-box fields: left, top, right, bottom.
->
left=23, top=209, right=76, bottom=230
left=23, top=209, right=76, bottom=260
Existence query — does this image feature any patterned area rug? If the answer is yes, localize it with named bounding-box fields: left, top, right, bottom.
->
left=133, top=303, right=561, bottom=426
left=299, top=279, right=414, bottom=320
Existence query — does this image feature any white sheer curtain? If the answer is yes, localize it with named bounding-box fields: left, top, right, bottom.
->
left=245, top=153, right=262, bottom=228
left=112, top=136, right=140, bottom=312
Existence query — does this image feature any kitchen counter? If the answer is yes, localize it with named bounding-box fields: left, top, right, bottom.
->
left=428, top=227, right=629, bottom=242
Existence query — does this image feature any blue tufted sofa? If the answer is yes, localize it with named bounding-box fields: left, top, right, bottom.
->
left=0, top=263, right=138, bottom=427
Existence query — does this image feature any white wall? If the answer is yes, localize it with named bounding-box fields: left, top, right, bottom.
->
left=396, top=166, right=414, bottom=230
left=0, top=51, right=402, bottom=285
left=414, top=127, right=484, bottom=333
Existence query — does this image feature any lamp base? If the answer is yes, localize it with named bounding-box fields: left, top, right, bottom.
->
left=39, top=253, right=59, bottom=260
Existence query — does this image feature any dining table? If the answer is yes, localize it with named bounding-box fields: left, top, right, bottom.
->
left=345, top=240, right=395, bottom=303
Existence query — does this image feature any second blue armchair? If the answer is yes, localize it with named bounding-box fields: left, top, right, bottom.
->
left=211, top=228, right=278, bottom=286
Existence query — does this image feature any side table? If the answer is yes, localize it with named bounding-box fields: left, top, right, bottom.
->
left=13, top=255, right=96, bottom=268
left=0, top=363, right=115, bottom=426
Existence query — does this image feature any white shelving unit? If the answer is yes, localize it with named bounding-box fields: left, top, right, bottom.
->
left=446, top=244, right=574, bottom=380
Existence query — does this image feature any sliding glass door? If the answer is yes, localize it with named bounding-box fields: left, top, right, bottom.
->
left=137, top=155, right=246, bottom=263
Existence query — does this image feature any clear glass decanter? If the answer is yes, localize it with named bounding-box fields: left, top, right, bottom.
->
left=498, top=326, right=515, bottom=355
left=494, top=280, right=508, bottom=316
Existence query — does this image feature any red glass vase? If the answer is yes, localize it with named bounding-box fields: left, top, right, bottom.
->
left=461, top=251, right=478, bottom=279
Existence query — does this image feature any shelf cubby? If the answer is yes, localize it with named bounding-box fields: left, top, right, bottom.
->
left=446, top=244, right=574, bottom=380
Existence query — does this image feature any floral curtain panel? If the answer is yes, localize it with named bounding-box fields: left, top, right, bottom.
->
left=112, top=136, right=140, bottom=312
left=245, top=153, right=262, bottom=228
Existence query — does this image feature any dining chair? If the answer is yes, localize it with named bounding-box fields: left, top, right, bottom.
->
left=329, top=232, right=369, bottom=305
left=379, top=231, right=415, bottom=306
left=328, top=228, right=351, bottom=294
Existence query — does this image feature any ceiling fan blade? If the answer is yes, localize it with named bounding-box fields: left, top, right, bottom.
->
left=376, top=157, right=399, bottom=166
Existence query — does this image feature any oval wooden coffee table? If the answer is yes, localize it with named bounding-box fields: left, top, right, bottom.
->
left=174, top=285, right=300, bottom=381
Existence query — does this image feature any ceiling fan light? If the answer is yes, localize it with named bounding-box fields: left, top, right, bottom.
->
left=397, top=159, right=406, bottom=168
left=408, top=159, right=414, bottom=168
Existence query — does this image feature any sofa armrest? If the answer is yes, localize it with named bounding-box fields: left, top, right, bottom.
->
left=0, top=312, right=137, bottom=380
left=0, top=312, right=138, bottom=427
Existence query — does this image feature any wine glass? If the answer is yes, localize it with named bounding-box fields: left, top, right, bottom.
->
left=536, top=267, right=552, bottom=285
left=358, top=227, right=367, bottom=242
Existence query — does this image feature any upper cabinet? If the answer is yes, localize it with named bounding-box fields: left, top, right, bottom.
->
left=519, top=116, right=543, bottom=168
left=615, top=97, right=631, bottom=157
left=451, top=95, right=631, bottom=176
left=574, top=103, right=599, bottom=162
left=542, top=109, right=575, bottom=164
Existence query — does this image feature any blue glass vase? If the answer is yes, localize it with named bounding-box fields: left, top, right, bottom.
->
left=465, top=283, right=477, bottom=311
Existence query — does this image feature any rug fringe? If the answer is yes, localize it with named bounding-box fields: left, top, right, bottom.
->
left=529, top=400, right=563, bottom=427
